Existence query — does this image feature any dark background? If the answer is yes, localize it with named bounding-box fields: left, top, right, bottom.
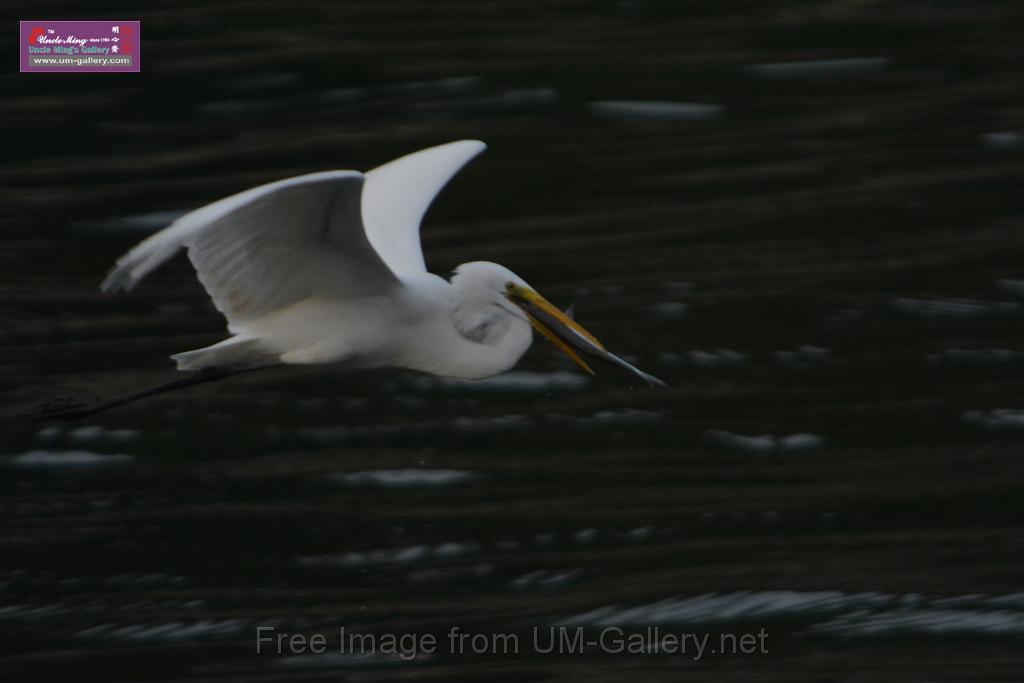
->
left=2, top=1, right=1023, bottom=680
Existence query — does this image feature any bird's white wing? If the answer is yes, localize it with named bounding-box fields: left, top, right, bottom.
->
left=362, top=139, right=486, bottom=277
left=101, top=171, right=399, bottom=326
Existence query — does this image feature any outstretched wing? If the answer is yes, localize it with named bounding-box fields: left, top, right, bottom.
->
left=362, top=139, right=486, bottom=277
left=101, top=171, right=399, bottom=327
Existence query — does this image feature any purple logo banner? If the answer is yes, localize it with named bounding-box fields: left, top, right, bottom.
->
left=20, top=20, right=140, bottom=73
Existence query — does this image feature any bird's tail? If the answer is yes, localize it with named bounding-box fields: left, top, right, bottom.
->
left=171, top=337, right=275, bottom=371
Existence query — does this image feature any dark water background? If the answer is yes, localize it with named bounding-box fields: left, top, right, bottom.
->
left=2, top=1, right=1023, bottom=680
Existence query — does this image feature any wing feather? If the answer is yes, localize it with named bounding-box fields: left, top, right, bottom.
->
left=101, top=171, right=399, bottom=326
left=362, top=139, right=486, bottom=276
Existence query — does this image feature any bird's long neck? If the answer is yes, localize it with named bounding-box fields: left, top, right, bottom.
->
left=444, top=302, right=533, bottom=380
left=395, top=277, right=533, bottom=380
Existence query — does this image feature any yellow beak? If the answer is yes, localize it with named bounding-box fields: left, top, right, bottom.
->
left=505, top=284, right=604, bottom=375
left=505, top=283, right=668, bottom=387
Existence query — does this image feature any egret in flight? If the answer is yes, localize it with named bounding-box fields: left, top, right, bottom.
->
left=30, top=141, right=664, bottom=420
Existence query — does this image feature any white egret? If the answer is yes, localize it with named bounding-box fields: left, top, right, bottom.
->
left=31, top=141, right=663, bottom=420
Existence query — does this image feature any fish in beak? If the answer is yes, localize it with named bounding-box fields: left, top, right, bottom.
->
left=505, top=284, right=667, bottom=387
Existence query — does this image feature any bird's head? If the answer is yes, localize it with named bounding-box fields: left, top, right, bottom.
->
left=452, top=261, right=666, bottom=386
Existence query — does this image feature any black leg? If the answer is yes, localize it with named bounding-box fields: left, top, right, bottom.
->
left=16, top=366, right=254, bottom=422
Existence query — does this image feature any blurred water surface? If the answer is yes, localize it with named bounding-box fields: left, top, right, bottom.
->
left=2, top=1, right=1023, bottom=680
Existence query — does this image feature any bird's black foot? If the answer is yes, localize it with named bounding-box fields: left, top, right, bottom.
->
left=11, top=366, right=247, bottom=424
left=18, top=395, right=106, bottom=422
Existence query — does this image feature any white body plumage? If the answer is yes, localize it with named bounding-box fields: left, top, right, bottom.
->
left=102, top=142, right=538, bottom=379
